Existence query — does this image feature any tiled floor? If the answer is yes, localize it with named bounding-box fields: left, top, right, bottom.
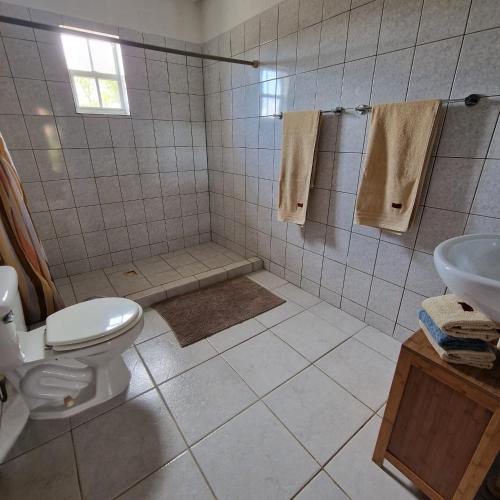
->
left=1, top=270, right=494, bottom=499
left=53, top=242, right=255, bottom=306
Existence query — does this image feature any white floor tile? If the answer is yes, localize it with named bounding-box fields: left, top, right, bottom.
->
left=3, top=416, right=69, bottom=463
left=295, top=472, right=348, bottom=500
left=309, top=301, right=366, bottom=335
left=207, top=318, right=267, bottom=352
left=315, top=338, right=395, bottom=411
left=0, top=434, right=80, bottom=500
left=118, top=452, right=214, bottom=500
left=248, top=269, right=288, bottom=289
left=222, top=331, right=309, bottom=397
left=377, top=403, right=386, bottom=417
left=325, top=415, right=420, bottom=500
left=73, top=389, right=186, bottom=500
left=274, top=283, right=322, bottom=308
left=255, top=300, right=304, bottom=328
left=73, top=283, right=116, bottom=302
left=108, top=272, right=153, bottom=296
left=135, top=308, right=172, bottom=344
left=159, top=357, right=257, bottom=445
left=203, top=254, right=235, bottom=268
left=271, top=310, right=349, bottom=362
left=137, top=332, right=217, bottom=384
left=146, top=269, right=183, bottom=286
left=192, top=402, right=319, bottom=500
left=264, top=366, right=372, bottom=464
left=162, top=253, right=198, bottom=268
left=355, top=326, right=402, bottom=362
left=176, top=262, right=209, bottom=277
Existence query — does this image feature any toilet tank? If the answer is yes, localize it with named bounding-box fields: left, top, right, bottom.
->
left=0, top=266, right=27, bottom=332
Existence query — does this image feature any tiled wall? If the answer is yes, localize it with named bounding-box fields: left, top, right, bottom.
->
left=0, top=2, right=210, bottom=278
left=203, top=0, right=500, bottom=340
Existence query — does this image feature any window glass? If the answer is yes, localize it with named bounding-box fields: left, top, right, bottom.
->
left=74, top=76, right=100, bottom=108
left=89, top=39, right=116, bottom=74
left=60, top=28, right=129, bottom=115
left=61, top=34, right=91, bottom=71
left=98, top=79, right=121, bottom=108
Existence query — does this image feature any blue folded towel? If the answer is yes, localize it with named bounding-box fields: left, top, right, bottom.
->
left=418, top=309, right=492, bottom=352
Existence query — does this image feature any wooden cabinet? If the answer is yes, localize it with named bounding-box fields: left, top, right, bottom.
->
left=373, top=330, right=500, bottom=500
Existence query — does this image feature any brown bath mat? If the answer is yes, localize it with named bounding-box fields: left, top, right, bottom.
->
left=153, top=276, right=285, bottom=347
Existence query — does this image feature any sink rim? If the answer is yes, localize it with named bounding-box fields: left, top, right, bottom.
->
left=434, top=233, right=500, bottom=287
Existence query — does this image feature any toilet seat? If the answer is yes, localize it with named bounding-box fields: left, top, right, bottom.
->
left=46, top=298, right=142, bottom=352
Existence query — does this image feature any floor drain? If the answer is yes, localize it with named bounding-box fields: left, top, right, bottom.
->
left=124, top=270, right=138, bottom=277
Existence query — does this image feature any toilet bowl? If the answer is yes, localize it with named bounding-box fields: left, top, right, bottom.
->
left=0, top=266, right=144, bottom=420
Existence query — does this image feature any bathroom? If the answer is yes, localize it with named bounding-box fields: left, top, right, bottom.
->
left=0, top=0, right=499, bottom=498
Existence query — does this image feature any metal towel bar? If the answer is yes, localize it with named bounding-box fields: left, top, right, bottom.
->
left=271, top=94, right=483, bottom=119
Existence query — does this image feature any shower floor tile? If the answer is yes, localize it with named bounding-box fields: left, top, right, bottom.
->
left=55, top=242, right=256, bottom=305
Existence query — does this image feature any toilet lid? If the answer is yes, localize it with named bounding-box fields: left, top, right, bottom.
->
left=46, top=298, right=141, bottom=348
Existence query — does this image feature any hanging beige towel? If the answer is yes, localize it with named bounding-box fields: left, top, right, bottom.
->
left=278, top=110, right=321, bottom=225
left=354, top=100, right=441, bottom=233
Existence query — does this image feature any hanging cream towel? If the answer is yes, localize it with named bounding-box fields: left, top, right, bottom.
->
left=354, top=100, right=441, bottom=233
left=278, top=110, right=321, bottom=225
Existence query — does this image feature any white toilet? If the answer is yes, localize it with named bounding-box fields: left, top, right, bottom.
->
left=0, top=266, right=144, bottom=420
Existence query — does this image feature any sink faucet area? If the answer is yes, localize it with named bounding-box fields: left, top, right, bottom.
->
left=434, top=234, right=500, bottom=323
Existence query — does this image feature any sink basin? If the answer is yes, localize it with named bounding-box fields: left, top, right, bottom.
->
left=434, top=234, right=500, bottom=322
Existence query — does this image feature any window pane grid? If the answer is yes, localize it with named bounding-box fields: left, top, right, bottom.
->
left=61, top=29, right=129, bottom=115
left=71, top=74, right=125, bottom=112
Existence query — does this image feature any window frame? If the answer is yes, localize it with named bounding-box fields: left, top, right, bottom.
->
left=61, top=28, right=130, bottom=116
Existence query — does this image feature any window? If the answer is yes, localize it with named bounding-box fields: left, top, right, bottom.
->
left=60, top=27, right=129, bottom=115
left=260, top=70, right=281, bottom=116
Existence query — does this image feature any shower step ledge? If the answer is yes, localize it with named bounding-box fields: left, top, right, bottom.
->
left=126, top=257, right=263, bottom=308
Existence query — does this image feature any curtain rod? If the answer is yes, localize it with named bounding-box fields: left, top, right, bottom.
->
left=0, top=15, right=259, bottom=67
left=272, top=94, right=483, bottom=119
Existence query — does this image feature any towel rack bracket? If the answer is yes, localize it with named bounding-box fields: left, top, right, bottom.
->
left=355, top=104, right=371, bottom=115
left=464, top=94, right=481, bottom=107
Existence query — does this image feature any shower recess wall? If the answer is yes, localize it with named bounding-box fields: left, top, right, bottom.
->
left=202, top=0, right=500, bottom=340
left=0, top=1, right=210, bottom=277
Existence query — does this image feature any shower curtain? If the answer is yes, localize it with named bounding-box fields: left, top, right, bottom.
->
left=0, top=133, right=63, bottom=326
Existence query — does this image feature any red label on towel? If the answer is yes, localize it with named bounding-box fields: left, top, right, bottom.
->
left=391, top=203, right=402, bottom=209
left=458, top=301, right=474, bottom=312
left=297, top=203, right=303, bottom=207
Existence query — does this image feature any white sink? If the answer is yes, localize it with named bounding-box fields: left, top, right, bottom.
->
left=434, top=234, right=500, bottom=322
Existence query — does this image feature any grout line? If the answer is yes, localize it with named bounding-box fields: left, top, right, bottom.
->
left=403, top=0, right=425, bottom=102
left=131, top=353, right=220, bottom=500
left=339, top=0, right=385, bottom=321
left=69, top=427, right=84, bottom=499
left=463, top=112, right=500, bottom=232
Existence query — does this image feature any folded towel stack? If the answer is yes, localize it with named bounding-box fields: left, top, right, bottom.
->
left=422, top=294, right=500, bottom=341
left=418, top=295, right=499, bottom=370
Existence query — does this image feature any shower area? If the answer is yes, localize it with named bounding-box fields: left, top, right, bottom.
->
left=0, top=3, right=266, bottom=311
left=0, top=0, right=499, bottom=340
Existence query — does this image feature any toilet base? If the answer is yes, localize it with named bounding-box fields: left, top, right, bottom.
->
left=28, top=355, right=131, bottom=420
